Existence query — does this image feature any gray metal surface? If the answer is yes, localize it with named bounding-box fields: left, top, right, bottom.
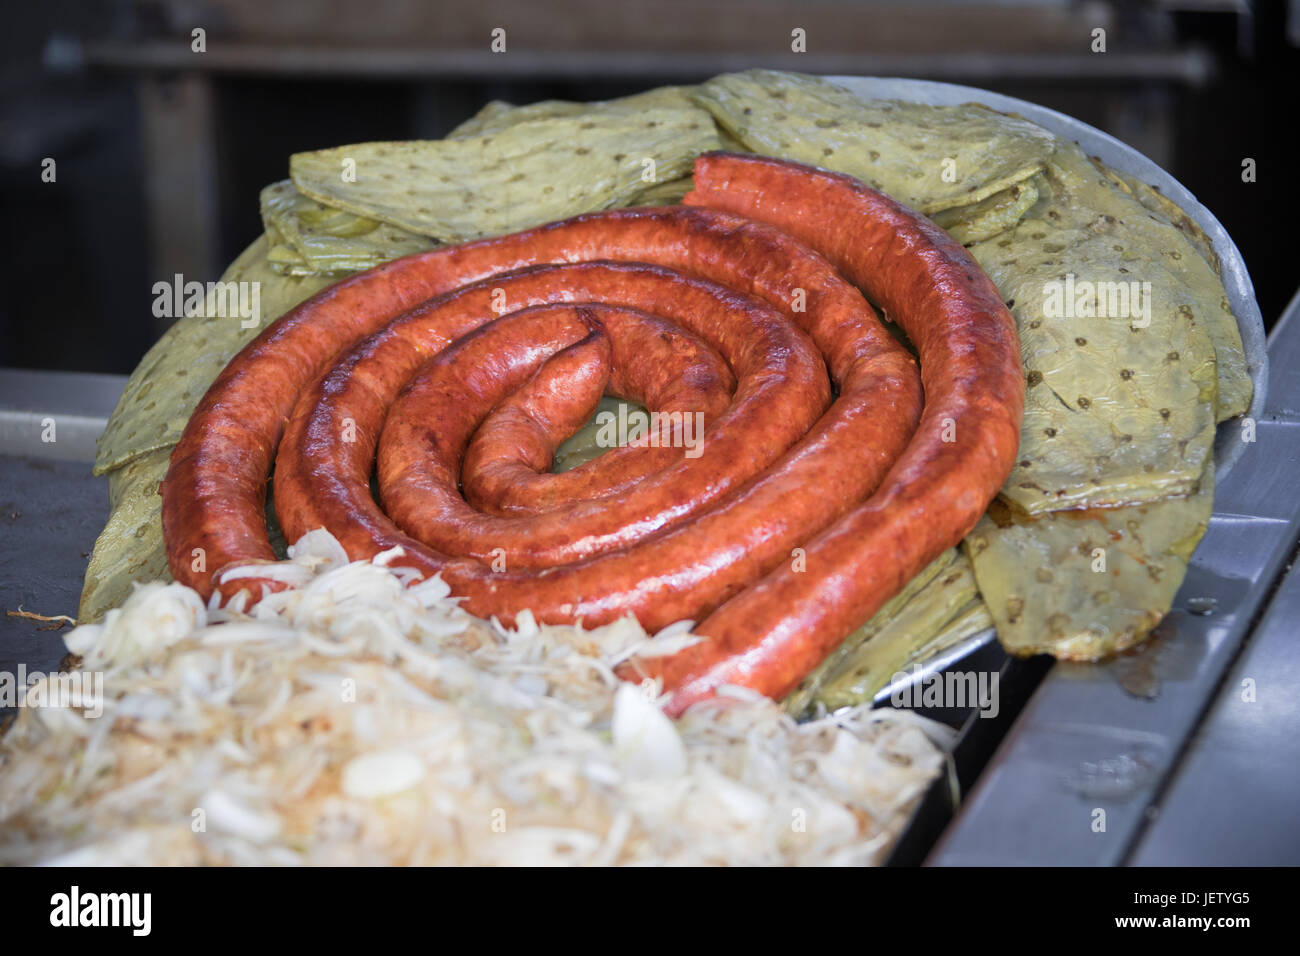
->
left=0, top=370, right=124, bottom=708
left=1127, top=291, right=1300, bottom=866
left=0, top=456, right=111, bottom=689
left=929, top=288, right=1300, bottom=866
left=1130, top=535, right=1300, bottom=865
left=0, top=368, right=128, bottom=461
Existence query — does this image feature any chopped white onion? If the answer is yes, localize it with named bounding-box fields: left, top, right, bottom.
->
left=341, top=751, right=426, bottom=799
left=0, top=529, right=947, bottom=865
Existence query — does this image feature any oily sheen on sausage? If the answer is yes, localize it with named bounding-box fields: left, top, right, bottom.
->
left=638, top=153, right=1023, bottom=712
left=162, top=152, right=1020, bottom=714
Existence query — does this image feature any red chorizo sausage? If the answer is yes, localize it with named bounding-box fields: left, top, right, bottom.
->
left=368, top=268, right=829, bottom=568
left=271, top=261, right=917, bottom=625
left=166, top=206, right=914, bottom=610
left=378, top=302, right=714, bottom=547
left=636, top=152, right=1023, bottom=713
left=165, top=207, right=886, bottom=598
left=460, top=311, right=735, bottom=517
left=162, top=153, right=1018, bottom=718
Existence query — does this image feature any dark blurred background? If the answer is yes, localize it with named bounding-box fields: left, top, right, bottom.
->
left=1, top=0, right=1296, bottom=373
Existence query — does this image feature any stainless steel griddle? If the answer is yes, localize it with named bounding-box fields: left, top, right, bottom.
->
left=1, top=78, right=1295, bottom=865
left=930, top=290, right=1299, bottom=866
